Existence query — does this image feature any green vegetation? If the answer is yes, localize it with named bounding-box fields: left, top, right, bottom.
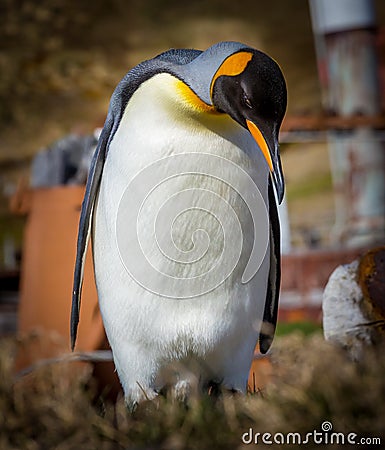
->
left=275, top=320, right=322, bottom=336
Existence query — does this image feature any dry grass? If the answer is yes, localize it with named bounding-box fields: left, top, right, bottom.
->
left=1, top=332, right=384, bottom=449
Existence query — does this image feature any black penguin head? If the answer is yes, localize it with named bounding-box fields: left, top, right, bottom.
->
left=211, top=49, right=287, bottom=203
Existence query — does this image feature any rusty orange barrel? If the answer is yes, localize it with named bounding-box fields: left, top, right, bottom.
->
left=16, top=186, right=104, bottom=359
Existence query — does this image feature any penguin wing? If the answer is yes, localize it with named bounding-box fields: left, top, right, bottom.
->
left=70, top=119, right=112, bottom=350
left=70, top=48, right=204, bottom=350
left=259, top=177, right=281, bottom=354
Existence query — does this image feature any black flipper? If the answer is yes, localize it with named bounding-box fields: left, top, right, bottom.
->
left=259, top=176, right=281, bottom=354
left=70, top=123, right=111, bottom=350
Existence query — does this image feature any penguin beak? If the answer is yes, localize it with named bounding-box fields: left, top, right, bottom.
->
left=246, top=119, right=285, bottom=204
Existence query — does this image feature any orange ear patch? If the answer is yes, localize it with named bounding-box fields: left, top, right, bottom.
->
left=210, top=52, right=253, bottom=96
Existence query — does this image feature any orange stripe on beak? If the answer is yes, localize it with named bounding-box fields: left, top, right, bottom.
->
left=246, top=120, right=273, bottom=172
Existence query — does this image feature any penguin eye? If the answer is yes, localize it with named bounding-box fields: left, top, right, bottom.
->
left=242, top=91, right=253, bottom=109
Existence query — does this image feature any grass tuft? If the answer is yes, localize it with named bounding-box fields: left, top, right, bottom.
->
left=0, top=333, right=384, bottom=449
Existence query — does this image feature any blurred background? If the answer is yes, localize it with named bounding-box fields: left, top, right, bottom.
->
left=0, top=0, right=384, bottom=363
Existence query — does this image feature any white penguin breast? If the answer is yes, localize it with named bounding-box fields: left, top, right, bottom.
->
left=93, top=73, right=270, bottom=345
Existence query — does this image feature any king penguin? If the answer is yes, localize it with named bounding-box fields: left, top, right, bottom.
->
left=71, top=41, right=287, bottom=405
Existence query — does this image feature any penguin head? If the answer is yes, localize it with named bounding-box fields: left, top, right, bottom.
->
left=155, top=42, right=286, bottom=202
left=210, top=47, right=287, bottom=203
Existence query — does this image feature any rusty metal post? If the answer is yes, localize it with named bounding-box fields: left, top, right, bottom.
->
left=309, top=0, right=385, bottom=246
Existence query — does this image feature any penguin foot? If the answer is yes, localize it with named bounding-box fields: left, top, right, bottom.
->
left=124, top=381, right=158, bottom=410
left=173, top=380, right=191, bottom=402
